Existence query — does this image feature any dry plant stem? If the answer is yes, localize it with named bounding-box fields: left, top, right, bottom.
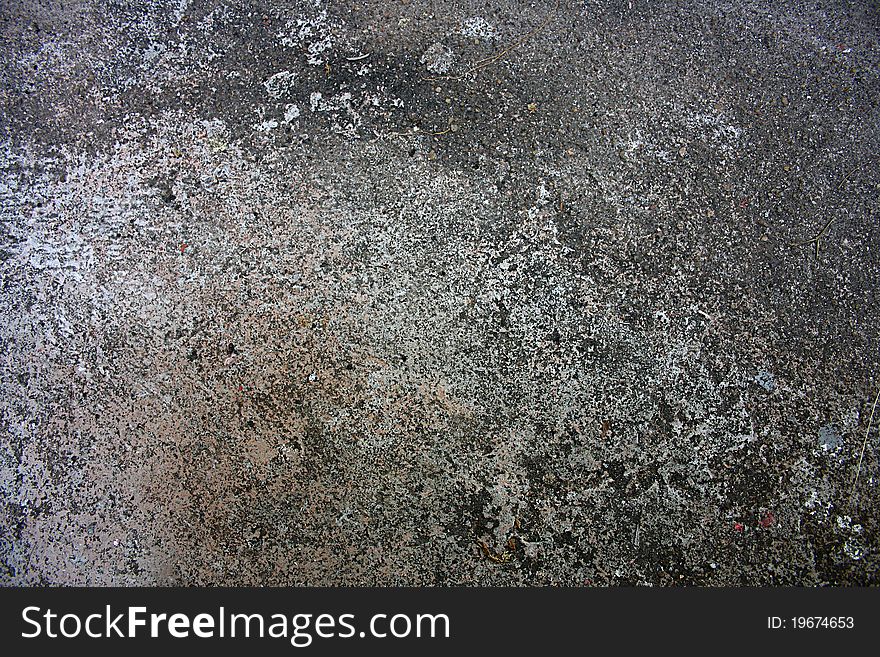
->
left=423, top=0, right=560, bottom=82
left=850, top=387, right=880, bottom=507
left=836, top=167, right=855, bottom=190
left=795, top=216, right=837, bottom=258
left=428, top=118, right=454, bottom=135
left=792, top=169, right=853, bottom=257
left=465, top=0, right=561, bottom=75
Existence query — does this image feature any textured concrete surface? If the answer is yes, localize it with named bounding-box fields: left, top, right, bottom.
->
left=1, top=0, right=879, bottom=585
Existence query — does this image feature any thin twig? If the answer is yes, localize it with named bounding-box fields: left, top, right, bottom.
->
left=850, top=387, right=880, bottom=507
left=794, top=216, right=837, bottom=258
left=427, top=117, right=455, bottom=135
left=835, top=167, right=855, bottom=191
left=465, top=0, right=560, bottom=75
left=423, top=1, right=560, bottom=82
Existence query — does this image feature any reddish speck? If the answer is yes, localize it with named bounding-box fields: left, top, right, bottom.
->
left=759, top=511, right=775, bottom=528
left=734, top=522, right=744, bottom=532
left=180, top=242, right=188, bottom=253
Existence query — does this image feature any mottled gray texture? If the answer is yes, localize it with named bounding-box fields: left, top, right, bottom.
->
left=1, top=0, right=879, bottom=585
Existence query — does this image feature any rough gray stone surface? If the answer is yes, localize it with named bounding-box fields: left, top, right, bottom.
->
left=1, top=0, right=879, bottom=585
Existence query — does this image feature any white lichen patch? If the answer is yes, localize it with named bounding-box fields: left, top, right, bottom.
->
left=252, top=106, right=279, bottom=132
left=460, top=17, right=499, bottom=40
left=309, top=91, right=326, bottom=112
left=843, top=540, right=864, bottom=560
left=687, top=111, right=743, bottom=151
left=835, top=515, right=867, bottom=560
left=263, top=70, right=297, bottom=99
left=421, top=42, right=455, bottom=74
left=172, top=0, right=190, bottom=26
left=307, top=91, right=362, bottom=134
left=818, top=424, right=843, bottom=451
left=253, top=119, right=279, bottom=132
left=283, top=104, right=301, bottom=123
left=278, top=2, right=339, bottom=66
left=142, top=42, right=167, bottom=64
left=755, top=369, right=776, bottom=392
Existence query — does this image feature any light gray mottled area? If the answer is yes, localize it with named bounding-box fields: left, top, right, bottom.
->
left=1, top=0, right=879, bottom=585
